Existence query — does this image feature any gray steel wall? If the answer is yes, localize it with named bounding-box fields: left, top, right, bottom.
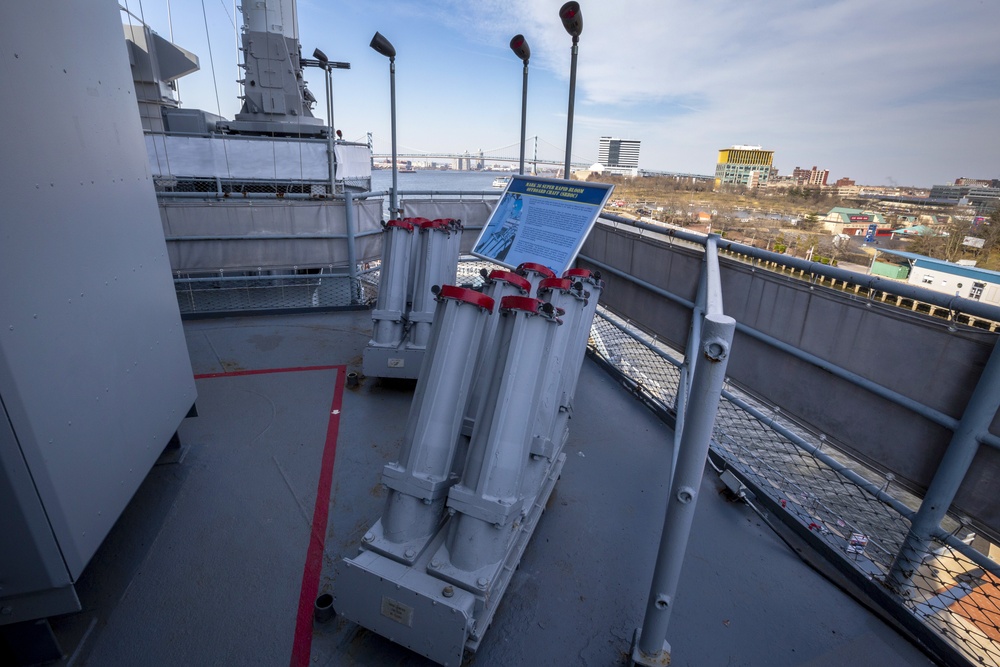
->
left=401, top=198, right=498, bottom=254
left=581, top=223, right=1000, bottom=537
left=161, top=199, right=384, bottom=271
left=0, top=0, right=197, bottom=604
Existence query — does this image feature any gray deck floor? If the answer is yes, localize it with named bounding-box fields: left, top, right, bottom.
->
left=48, top=310, right=934, bottom=666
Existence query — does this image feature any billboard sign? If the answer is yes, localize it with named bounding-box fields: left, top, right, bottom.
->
left=472, top=176, right=614, bottom=275
left=864, top=223, right=877, bottom=242
left=849, top=214, right=872, bottom=223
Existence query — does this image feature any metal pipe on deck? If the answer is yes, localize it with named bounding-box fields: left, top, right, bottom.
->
left=532, top=277, right=585, bottom=461
left=369, top=220, right=413, bottom=346
left=443, top=296, right=561, bottom=574
left=632, top=313, right=736, bottom=666
left=378, top=286, right=494, bottom=552
left=408, top=219, right=462, bottom=349
left=462, top=271, right=532, bottom=443
left=886, top=335, right=1000, bottom=594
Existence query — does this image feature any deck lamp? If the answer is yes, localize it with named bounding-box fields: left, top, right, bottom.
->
left=509, top=35, right=531, bottom=176
left=370, top=32, right=399, bottom=216
left=304, top=48, right=350, bottom=138
left=559, top=2, right=582, bottom=180
left=311, top=48, right=334, bottom=132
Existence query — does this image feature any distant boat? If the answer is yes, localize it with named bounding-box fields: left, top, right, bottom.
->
left=492, top=176, right=511, bottom=188
left=398, top=168, right=416, bottom=174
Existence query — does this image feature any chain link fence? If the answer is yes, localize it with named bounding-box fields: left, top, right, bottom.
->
left=174, top=271, right=358, bottom=316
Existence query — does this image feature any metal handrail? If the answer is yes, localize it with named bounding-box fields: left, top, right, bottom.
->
left=600, top=213, right=1000, bottom=324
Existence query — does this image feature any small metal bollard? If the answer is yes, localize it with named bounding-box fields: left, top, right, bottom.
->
left=314, top=593, right=335, bottom=623
left=346, top=371, right=359, bottom=388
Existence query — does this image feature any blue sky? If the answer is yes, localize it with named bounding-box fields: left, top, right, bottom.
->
left=126, top=0, right=999, bottom=187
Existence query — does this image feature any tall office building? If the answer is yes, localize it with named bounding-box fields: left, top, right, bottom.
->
left=714, top=145, right=774, bottom=188
left=598, top=137, right=640, bottom=175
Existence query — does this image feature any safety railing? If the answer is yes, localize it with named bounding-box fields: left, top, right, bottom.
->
left=584, top=214, right=1000, bottom=667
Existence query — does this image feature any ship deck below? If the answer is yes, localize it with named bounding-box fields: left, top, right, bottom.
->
left=45, top=310, right=933, bottom=666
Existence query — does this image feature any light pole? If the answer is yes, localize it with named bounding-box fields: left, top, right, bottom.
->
left=370, top=32, right=398, bottom=218
left=559, top=2, right=582, bottom=180
left=509, top=35, right=530, bottom=176
left=301, top=49, right=350, bottom=133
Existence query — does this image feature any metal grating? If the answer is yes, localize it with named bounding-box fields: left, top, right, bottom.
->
left=588, top=307, right=1000, bottom=667
left=174, top=272, right=359, bottom=315
left=156, top=178, right=331, bottom=196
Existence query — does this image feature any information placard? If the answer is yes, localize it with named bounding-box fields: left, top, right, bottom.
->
left=472, top=176, right=614, bottom=275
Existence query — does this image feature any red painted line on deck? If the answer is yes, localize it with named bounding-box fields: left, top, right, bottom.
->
left=194, top=364, right=341, bottom=379
left=193, top=363, right=345, bottom=665
left=290, top=365, right=345, bottom=667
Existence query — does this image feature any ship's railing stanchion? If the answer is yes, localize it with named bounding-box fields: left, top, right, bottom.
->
left=344, top=191, right=359, bottom=303
left=886, top=335, right=1000, bottom=595
left=632, top=234, right=735, bottom=667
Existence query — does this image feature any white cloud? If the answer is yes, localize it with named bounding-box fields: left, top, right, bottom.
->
left=451, top=0, right=1000, bottom=184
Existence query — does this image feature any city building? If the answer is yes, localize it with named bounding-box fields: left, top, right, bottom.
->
left=791, top=166, right=829, bottom=187
left=597, top=137, right=640, bottom=176
left=714, top=145, right=774, bottom=188
left=874, top=249, right=1000, bottom=304
left=929, top=182, right=1000, bottom=214
left=819, top=207, right=887, bottom=235
left=835, top=177, right=855, bottom=187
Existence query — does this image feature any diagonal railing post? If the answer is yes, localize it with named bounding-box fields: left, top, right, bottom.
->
left=673, top=241, right=710, bottom=481
left=887, top=335, right=1000, bottom=594
left=344, top=191, right=359, bottom=304
left=633, top=234, right=734, bottom=666
left=632, top=311, right=735, bottom=666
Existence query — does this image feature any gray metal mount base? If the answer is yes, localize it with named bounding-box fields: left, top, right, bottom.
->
left=334, top=453, right=566, bottom=665
left=334, top=546, right=476, bottom=667
left=630, top=628, right=671, bottom=666
left=435, top=452, right=566, bottom=651
left=362, top=344, right=427, bottom=379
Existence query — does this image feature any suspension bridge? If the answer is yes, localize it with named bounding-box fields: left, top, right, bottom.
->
left=371, top=136, right=596, bottom=170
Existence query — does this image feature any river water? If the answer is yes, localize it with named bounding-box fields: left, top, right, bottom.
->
left=370, top=169, right=504, bottom=194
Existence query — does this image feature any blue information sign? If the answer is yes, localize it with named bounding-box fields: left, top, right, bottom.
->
left=472, top=176, right=614, bottom=275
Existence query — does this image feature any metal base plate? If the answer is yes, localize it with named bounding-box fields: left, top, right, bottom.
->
left=630, top=628, right=671, bottom=666
left=334, top=551, right=475, bottom=667
left=362, top=345, right=426, bottom=379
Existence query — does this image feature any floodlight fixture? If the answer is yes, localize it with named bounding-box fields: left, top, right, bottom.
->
left=369, top=32, right=396, bottom=60
left=510, top=34, right=531, bottom=175
left=509, top=34, right=530, bottom=62
left=559, top=3, right=583, bottom=179
left=313, top=48, right=329, bottom=64
left=559, top=2, right=583, bottom=40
